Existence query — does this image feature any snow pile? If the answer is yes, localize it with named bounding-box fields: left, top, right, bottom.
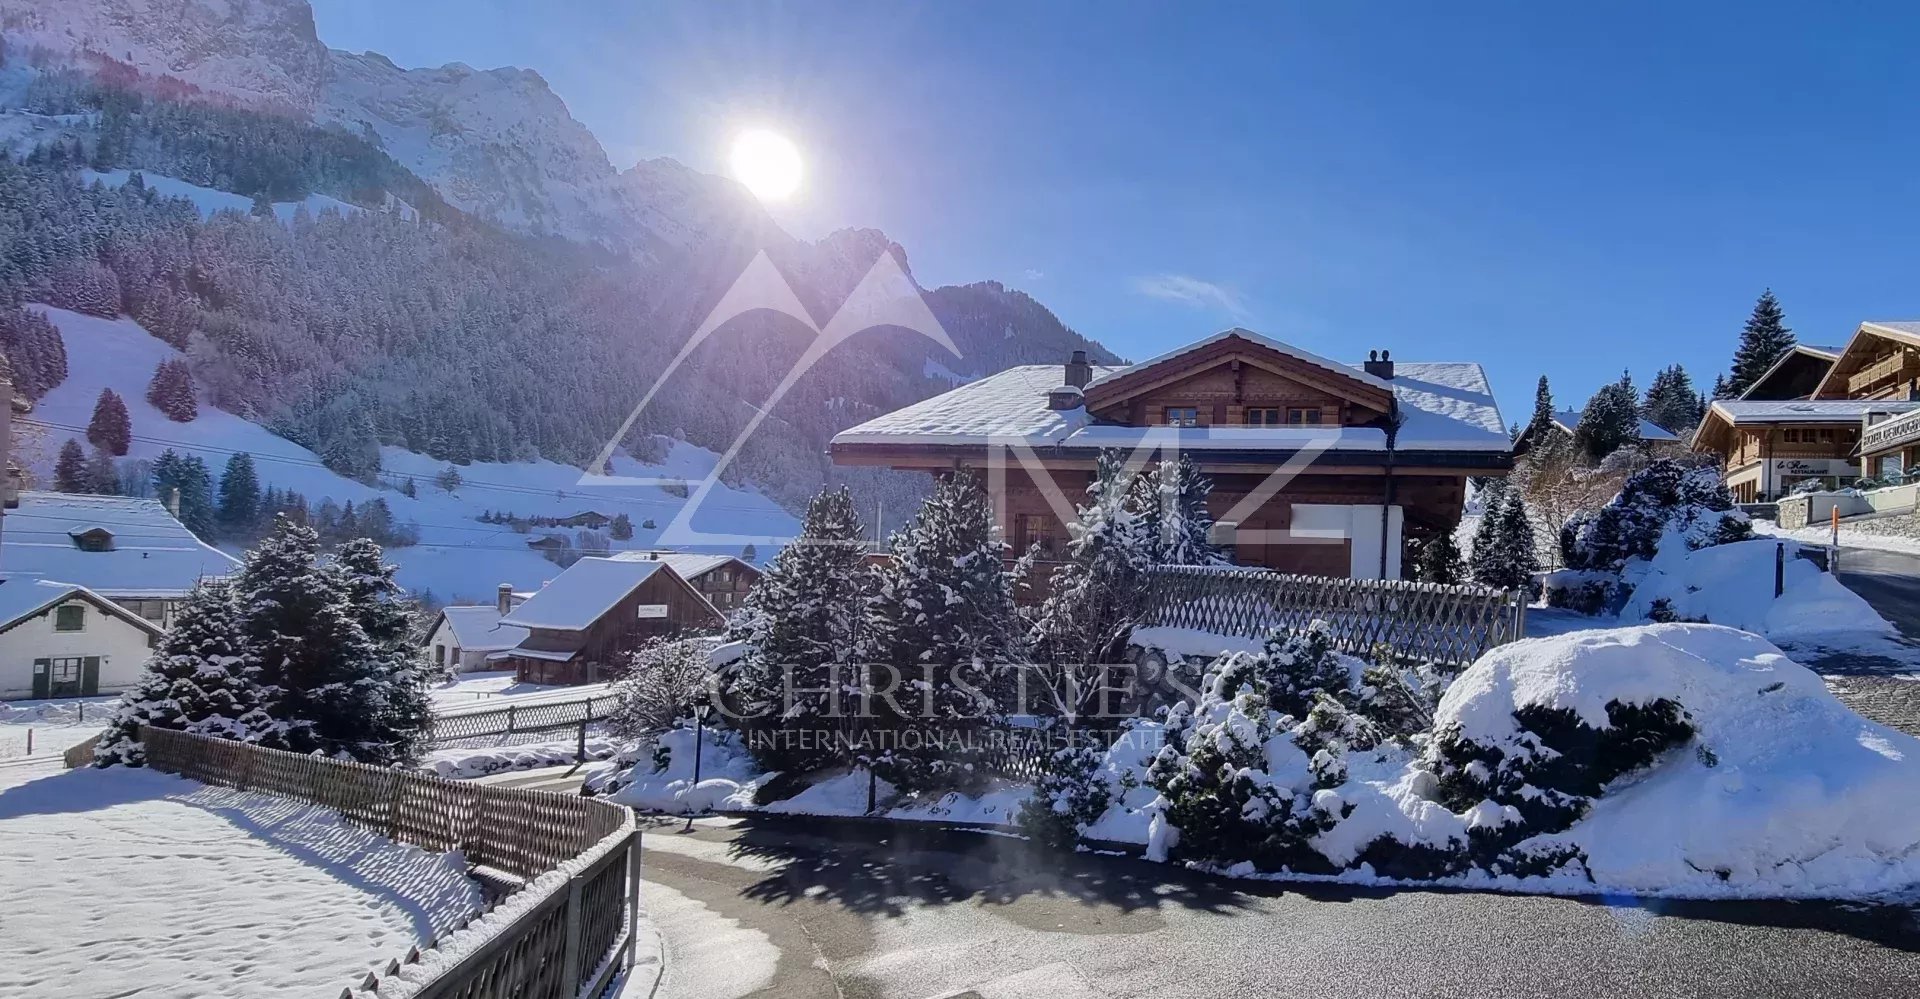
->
left=1621, top=537, right=1893, bottom=641
left=0, top=696, right=112, bottom=757
left=602, top=726, right=764, bottom=812
left=1445, top=625, right=1920, bottom=898
left=0, top=765, right=483, bottom=998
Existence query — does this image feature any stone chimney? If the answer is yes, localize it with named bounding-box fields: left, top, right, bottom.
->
left=1064, top=349, right=1092, bottom=389
left=1364, top=349, right=1395, bottom=380
left=497, top=582, right=513, bottom=615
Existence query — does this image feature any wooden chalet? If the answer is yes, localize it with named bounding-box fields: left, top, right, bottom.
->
left=617, top=552, right=762, bottom=611
left=1809, top=322, right=1920, bottom=479
left=493, top=556, right=726, bottom=685
left=829, top=329, right=1514, bottom=579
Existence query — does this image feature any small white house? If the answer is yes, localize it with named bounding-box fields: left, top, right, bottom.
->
left=424, top=584, right=530, bottom=674
left=0, top=578, right=162, bottom=699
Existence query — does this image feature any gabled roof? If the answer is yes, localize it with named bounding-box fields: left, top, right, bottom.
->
left=1, top=492, right=239, bottom=598
left=0, top=577, right=164, bottom=638
left=609, top=551, right=758, bottom=582
left=1810, top=322, right=1920, bottom=399
left=500, top=557, right=668, bottom=632
left=1082, top=327, right=1395, bottom=396
left=1705, top=399, right=1920, bottom=423
left=1738, top=344, right=1843, bottom=401
left=432, top=605, right=529, bottom=652
left=829, top=336, right=1510, bottom=457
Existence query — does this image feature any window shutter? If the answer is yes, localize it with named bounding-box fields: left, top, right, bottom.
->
left=81, top=657, right=101, bottom=696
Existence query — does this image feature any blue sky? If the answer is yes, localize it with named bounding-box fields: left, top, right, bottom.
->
left=310, top=1, right=1920, bottom=426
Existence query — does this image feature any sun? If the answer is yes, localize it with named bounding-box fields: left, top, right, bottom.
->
left=730, top=128, right=803, bottom=202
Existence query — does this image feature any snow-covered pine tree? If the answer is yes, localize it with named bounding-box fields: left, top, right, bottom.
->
left=331, top=538, right=434, bottom=762
left=725, top=487, right=871, bottom=773
left=95, top=579, right=266, bottom=767
left=1469, top=492, right=1539, bottom=590
left=865, top=471, right=1020, bottom=789
left=1572, top=375, right=1639, bottom=461
left=145, top=358, right=197, bottom=422
left=217, top=452, right=261, bottom=530
left=1726, top=289, right=1795, bottom=398
left=54, top=438, right=88, bottom=492
left=86, top=387, right=131, bottom=456
left=1528, top=375, right=1554, bottom=443
left=1415, top=530, right=1465, bottom=584
left=84, top=447, right=118, bottom=495
left=1141, top=451, right=1226, bottom=566
left=237, top=517, right=401, bottom=763
left=151, top=450, right=217, bottom=538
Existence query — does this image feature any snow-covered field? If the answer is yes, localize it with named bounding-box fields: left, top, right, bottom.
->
left=23, top=306, right=800, bottom=603
left=0, top=696, right=112, bottom=759
left=0, top=764, right=484, bottom=999
left=422, top=737, right=620, bottom=780
left=428, top=670, right=611, bottom=711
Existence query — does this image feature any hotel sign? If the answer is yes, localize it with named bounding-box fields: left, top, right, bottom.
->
left=1861, top=409, right=1920, bottom=455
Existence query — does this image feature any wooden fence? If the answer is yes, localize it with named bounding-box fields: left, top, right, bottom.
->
left=1139, top=565, right=1527, bottom=666
left=428, top=696, right=617, bottom=750
left=137, top=727, right=639, bottom=999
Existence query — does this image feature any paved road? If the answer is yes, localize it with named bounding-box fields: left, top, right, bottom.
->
left=1784, top=546, right=1920, bottom=734
left=1834, top=547, right=1920, bottom=642
left=635, top=814, right=1920, bottom=999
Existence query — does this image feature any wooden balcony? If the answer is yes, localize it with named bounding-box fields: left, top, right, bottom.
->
left=1848, top=352, right=1918, bottom=394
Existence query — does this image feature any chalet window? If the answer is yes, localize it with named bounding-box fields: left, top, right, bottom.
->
left=1163, top=406, right=1200, bottom=427
left=128, top=599, right=166, bottom=622
left=1286, top=407, right=1323, bottom=425
left=1783, top=429, right=1800, bottom=443
left=53, top=604, right=85, bottom=632
left=1018, top=514, right=1058, bottom=556
left=73, top=530, right=114, bottom=553
left=1244, top=408, right=1281, bottom=426
left=50, top=658, right=81, bottom=684
left=435, top=645, right=447, bottom=667
left=1818, top=429, right=1835, bottom=442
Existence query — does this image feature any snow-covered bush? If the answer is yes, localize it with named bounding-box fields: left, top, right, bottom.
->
left=1539, top=568, right=1619, bottom=615
left=1560, top=459, right=1750, bottom=573
left=1426, top=628, right=1696, bottom=875
left=1146, top=652, right=1351, bottom=873
left=1255, top=621, right=1356, bottom=720
left=606, top=637, right=714, bottom=740
left=1015, top=741, right=1115, bottom=850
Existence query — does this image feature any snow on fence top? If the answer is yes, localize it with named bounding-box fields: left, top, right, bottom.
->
left=1135, top=565, right=1527, bottom=666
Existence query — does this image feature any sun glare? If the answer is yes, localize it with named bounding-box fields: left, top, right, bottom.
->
left=730, top=129, right=803, bottom=202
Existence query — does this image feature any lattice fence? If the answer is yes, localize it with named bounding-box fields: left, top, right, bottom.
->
left=1140, top=565, right=1527, bottom=666
left=428, top=696, right=617, bottom=750
left=136, top=728, right=638, bottom=999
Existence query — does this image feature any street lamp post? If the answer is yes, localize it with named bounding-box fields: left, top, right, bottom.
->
left=685, top=696, right=715, bottom=831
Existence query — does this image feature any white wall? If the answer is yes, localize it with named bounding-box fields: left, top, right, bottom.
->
left=425, top=618, right=495, bottom=674
left=1291, top=503, right=1404, bottom=580
left=0, top=599, right=154, bottom=700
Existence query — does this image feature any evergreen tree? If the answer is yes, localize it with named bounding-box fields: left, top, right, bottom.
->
left=217, top=452, right=261, bottom=530
left=1572, top=376, right=1640, bottom=461
left=86, top=388, right=131, bottom=456
left=95, top=579, right=266, bottom=767
left=1641, top=364, right=1704, bottom=433
left=865, top=472, right=1021, bottom=788
left=725, top=487, right=871, bottom=773
left=1415, top=531, right=1466, bottom=585
left=84, top=447, right=119, bottom=495
left=145, top=358, right=198, bottom=421
left=1141, top=452, right=1226, bottom=565
left=399, top=476, right=417, bottom=499
left=1528, top=375, right=1555, bottom=442
left=1710, top=372, right=1731, bottom=400
left=1725, top=289, right=1795, bottom=398
left=237, top=518, right=402, bottom=762
left=1469, top=493, right=1539, bottom=590
left=609, top=512, right=634, bottom=541
left=331, top=538, right=434, bottom=760
left=741, top=542, right=759, bottom=563
left=54, top=438, right=88, bottom=492
left=151, top=449, right=217, bottom=538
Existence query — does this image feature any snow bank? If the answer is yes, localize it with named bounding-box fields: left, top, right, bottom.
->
left=1621, top=537, right=1893, bottom=641
left=421, top=738, right=619, bottom=779
left=1442, top=624, right=1920, bottom=898
left=0, top=766, right=483, bottom=998
left=603, top=726, right=764, bottom=812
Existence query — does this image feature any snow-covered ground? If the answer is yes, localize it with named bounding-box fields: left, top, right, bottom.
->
left=82, top=168, right=364, bottom=223
left=0, top=764, right=484, bottom=998
left=422, top=737, right=620, bottom=780
left=428, top=670, right=612, bottom=711
left=23, top=306, right=800, bottom=603
left=0, top=696, right=113, bottom=759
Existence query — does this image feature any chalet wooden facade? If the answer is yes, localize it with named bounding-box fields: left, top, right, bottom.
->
left=1691, top=325, right=1920, bottom=499
left=829, top=329, right=1514, bottom=579
left=493, top=557, right=725, bottom=685
left=619, top=553, right=763, bottom=612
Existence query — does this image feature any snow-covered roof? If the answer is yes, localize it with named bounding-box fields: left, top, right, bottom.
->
left=1801, top=344, right=1846, bottom=357
left=1707, top=400, right=1920, bottom=423
left=1, top=492, right=240, bottom=599
left=830, top=353, right=1510, bottom=455
left=0, top=577, right=162, bottom=636
left=1082, top=327, right=1395, bottom=395
left=1862, top=321, right=1920, bottom=341
left=608, top=551, right=752, bottom=581
left=499, top=557, right=666, bottom=632
left=434, top=605, right=529, bottom=652
left=1550, top=409, right=1678, bottom=442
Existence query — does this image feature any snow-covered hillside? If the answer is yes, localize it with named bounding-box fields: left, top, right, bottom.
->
left=81, top=168, right=361, bottom=221
left=25, top=306, right=799, bottom=603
